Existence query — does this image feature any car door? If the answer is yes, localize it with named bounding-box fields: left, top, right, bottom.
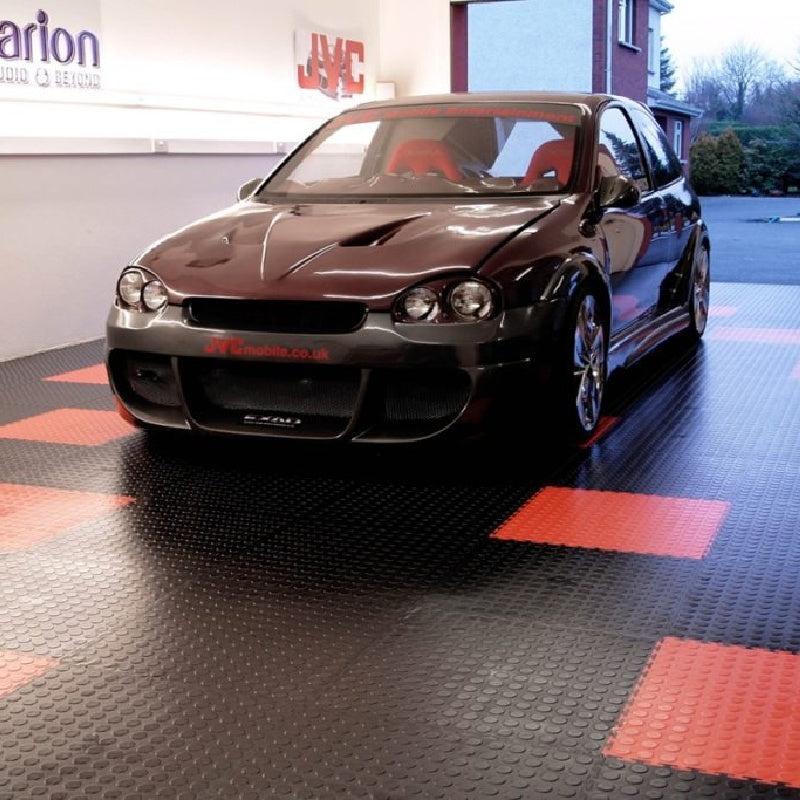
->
left=626, top=105, right=692, bottom=276
left=596, top=105, right=668, bottom=334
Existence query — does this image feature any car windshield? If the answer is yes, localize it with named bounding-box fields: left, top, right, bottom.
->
left=256, top=102, right=583, bottom=199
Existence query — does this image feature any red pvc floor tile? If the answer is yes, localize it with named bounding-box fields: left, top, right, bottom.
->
left=708, top=305, right=738, bottom=317
left=579, top=416, right=620, bottom=448
left=710, top=327, right=800, bottom=344
left=605, top=637, right=800, bottom=788
left=0, top=483, right=134, bottom=552
left=0, top=650, right=59, bottom=699
left=491, top=486, right=729, bottom=558
left=44, top=363, right=108, bottom=384
left=0, top=408, right=133, bottom=445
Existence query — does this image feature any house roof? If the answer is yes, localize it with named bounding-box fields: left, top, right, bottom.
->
left=650, top=0, right=674, bottom=12
left=647, top=88, right=704, bottom=118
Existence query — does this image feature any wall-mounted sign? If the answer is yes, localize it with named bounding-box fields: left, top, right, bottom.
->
left=295, top=28, right=365, bottom=101
left=0, top=1, right=101, bottom=91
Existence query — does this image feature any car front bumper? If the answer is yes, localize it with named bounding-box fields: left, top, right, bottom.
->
left=105, top=301, right=562, bottom=443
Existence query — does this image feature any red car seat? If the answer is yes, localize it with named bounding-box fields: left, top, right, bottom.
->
left=522, top=138, right=575, bottom=186
left=386, top=139, right=463, bottom=182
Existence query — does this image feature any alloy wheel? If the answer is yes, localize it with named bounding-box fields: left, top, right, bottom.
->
left=572, top=293, right=605, bottom=433
left=692, top=247, right=710, bottom=336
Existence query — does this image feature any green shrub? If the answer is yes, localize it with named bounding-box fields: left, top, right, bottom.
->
left=697, top=123, right=800, bottom=193
left=689, top=134, right=719, bottom=194
left=704, top=123, right=792, bottom=146
left=744, top=137, right=792, bottom=193
left=689, top=127, right=745, bottom=194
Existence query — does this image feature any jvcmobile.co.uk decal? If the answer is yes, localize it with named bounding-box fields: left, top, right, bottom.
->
left=204, top=337, right=330, bottom=361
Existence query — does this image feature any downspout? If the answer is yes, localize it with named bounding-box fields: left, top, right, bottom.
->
left=606, top=0, right=614, bottom=93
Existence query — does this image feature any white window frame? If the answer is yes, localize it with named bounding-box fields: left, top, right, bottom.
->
left=648, top=27, right=656, bottom=74
left=673, top=120, right=684, bottom=159
left=619, top=0, right=635, bottom=45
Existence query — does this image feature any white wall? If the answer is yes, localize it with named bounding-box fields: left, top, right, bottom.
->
left=378, top=0, right=452, bottom=98
left=0, top=0, right=452, bottom=361
left=468, top=0, right=593, bottom=92
left=0, top=153, right=281, bottom=361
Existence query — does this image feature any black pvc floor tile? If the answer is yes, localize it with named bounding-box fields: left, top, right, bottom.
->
left=673, top=558, right=800, bottom=652
left=0, top=340, right=105, bottom=388
left=2, top=283, right=800, bottom=799
left=433, top=541, right=701, bottom=639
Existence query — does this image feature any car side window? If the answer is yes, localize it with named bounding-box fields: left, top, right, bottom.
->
left=628, top=107, right=683, bottom=188
left=598, top=107, right=649, bottom=193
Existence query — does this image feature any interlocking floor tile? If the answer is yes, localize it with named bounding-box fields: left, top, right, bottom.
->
left=0, top=283, right=798, bottom=799
left=0, top=408, right=133, bottom=445
left=0, top=650, right=58, bottom=699
left=604, top=637, right=800, bottom=789
left=710, top=327, right=800, bottom=344
left=491, top=486, right=730, bottom=558
left=43, top=363, right=108, bottom=384
left=579, top=416, right=620, bottom=448
left=708, top=305, right=738, bottom=317
left=0, top=482, right=134, bottom=552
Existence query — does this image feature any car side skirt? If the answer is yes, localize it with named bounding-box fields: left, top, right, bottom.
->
left=608, top=305, right=691, bottom=373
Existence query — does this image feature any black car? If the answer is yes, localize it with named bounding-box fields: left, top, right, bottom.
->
left=106, top=91, right=710, bottom=445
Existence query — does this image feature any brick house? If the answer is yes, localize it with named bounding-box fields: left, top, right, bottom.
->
left=453, top=0, right=701, bottom=165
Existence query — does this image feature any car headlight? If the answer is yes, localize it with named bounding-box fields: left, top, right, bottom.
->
left=118, top=269, right=145, bottom=307
left=142, top=280, right=168, bottom=311
left=117, top=268, right=168, bottom=312
left=402, top=287, right=438, bottom=321
left=449, top=280, right=494, bottom=320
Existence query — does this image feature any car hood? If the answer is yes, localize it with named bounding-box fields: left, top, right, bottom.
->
left=136, top=198, right=560, bottom=307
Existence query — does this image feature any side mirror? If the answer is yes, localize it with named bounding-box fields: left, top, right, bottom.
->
left=597, top=175, right=641, bottom=209
left=237, top=178, right=263, bottom=201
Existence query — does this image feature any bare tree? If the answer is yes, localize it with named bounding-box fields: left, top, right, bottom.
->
left=789, top=41, right=800, bottom=75
left=718, top=42, right=771, bottom=119
left=684, top=57, right=726, bottom=121
left=684, top=43, right=787, bottom=122
left=747, top=67, right=787, bottom=122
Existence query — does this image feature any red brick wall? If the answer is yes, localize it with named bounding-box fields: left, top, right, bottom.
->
left=592, top=0, right=608, bottom=93
left=450, top=3, right=468, bottom=92
left=592, top=0, right=648, bottom=101
left=656, top=112, right=693, bottom=172
left=612, top=0, right=648, bottom=101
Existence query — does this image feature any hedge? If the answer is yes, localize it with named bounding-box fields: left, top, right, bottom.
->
left=690, top=125, right=800, bottom=194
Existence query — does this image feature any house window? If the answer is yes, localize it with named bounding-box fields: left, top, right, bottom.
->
left=674, top=120, right=684, bottom=159
left=619, top=0, right=635, bottom=45
left=648, top=27, right=656, bottom=73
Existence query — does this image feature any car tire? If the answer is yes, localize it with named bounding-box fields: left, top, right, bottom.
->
left=687, top=243, right=710, bottom=340
left=555, top=285, right=608, bottom=442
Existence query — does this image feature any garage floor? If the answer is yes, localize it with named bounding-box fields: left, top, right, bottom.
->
left=2, top=281, right=800, bottom=800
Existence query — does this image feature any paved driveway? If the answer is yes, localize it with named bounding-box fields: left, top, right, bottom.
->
left=700, top=195, right=800, bottom=285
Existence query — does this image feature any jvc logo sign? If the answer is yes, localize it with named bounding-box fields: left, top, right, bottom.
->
left=296, top=30, right=364, bottom=99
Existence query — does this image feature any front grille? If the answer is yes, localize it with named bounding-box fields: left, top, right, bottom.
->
left=186, top=299, right=368, bottom=334
left=182, top=360, right=361, bottom=420
left=380, top=369, right=470, bottom=422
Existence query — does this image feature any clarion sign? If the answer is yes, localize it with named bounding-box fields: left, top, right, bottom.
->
left=0, top=9, right=100, bottom=72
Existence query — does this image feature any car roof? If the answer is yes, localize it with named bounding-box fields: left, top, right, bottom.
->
left=348, top=91, right=630, bottom=113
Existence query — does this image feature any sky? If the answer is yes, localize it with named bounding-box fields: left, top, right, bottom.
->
left=660, top=0, right=799, bottom=92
